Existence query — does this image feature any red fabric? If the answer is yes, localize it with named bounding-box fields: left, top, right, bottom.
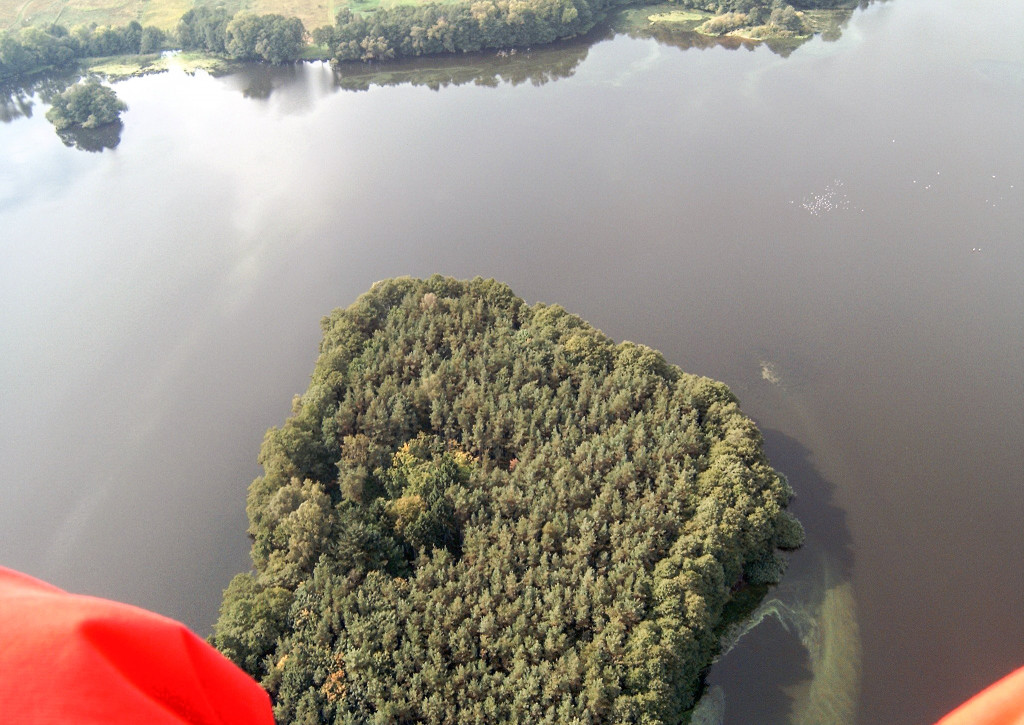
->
left=937, top=666, right=1024, bottom=725
left=0, top=566, right=274, bottom=725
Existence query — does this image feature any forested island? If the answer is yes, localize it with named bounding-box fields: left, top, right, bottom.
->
left=212, top=277, right=803, bottom=724
left=39, top=77, right=126, bottom=150
left=44, top=78, right=125, bottom=129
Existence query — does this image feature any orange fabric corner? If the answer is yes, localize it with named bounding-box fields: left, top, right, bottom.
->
left=937, top=666, right=1024, bottom=725
left=0, top=566, right=274, bottom=725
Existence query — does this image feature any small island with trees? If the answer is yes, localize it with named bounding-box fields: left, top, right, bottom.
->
left=44, top=77, right=125, bottom=130
left=211, top=276, right=803, bottom=724
left=40, top=76, right=127, bottom=150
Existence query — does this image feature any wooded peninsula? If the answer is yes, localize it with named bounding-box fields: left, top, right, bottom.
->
left=211, top=277, right=803, bottom=724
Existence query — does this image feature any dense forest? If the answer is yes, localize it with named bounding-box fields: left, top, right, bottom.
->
left=212, top=277, right=803, bottom=724
left=177, top=8, right=306, bottom=63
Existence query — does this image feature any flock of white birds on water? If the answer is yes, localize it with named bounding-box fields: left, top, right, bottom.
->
left=794, top=178, right=854, bottom=216
left=790, top=151, right=1018, bottom=226
left=785, top=154, right=1020, bottom=257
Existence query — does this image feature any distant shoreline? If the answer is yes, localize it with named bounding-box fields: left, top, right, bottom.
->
left=1, top=2, right=863, bottom=86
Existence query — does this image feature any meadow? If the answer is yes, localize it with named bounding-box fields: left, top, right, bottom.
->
left=1, top=0, right=335, bottom=34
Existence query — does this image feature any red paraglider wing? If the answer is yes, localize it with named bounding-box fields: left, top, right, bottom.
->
left=0, top=566, right=274, bottom=725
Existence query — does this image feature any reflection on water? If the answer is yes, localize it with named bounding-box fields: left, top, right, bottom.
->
left=55, top=121, right=123, bottom=152
left=0, top=88, right=34, bottom=123
left=334, top=42, right=591, bottom=91
left=0, top=0, right=884, bottom=121
left=222, top=2, right=878, bottom=101
left=2, top=72, right=123, bottom=151
left=241, top=72, right=276, bottom=99
left=1, top=73, right=77, bottom=123
left=223, top=38, right=592, bottom=98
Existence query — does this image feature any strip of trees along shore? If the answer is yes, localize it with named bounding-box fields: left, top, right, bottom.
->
left=0, top=12, right=303, bottom=81
left=1, top=0, right=857, bottom=81
left=313, top=0, right=839, bottom=62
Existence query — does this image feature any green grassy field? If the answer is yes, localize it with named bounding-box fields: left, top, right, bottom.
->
left=344, top=0, right=457, bottom=12
left=1, top=0, right=336, bottom=32
left=645, top=8, right=708, bottom=28
left=0, top=0, right=483, bottom=33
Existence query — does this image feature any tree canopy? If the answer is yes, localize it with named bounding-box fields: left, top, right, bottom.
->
left=213, top=277, right=802, bottom=724
left=225, top=14, right=306, bottom=64
left=0, top=22, right=166, bottom=82
left=178, top=9, right=307, bottom=63
left=44, top=78, right=125, bottom=130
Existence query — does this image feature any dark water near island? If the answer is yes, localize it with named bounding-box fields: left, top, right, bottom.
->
left=1, top=0, right=1021, bottom=722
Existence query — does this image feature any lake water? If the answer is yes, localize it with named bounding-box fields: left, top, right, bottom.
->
left=1, top=0, right=1021, bottom=722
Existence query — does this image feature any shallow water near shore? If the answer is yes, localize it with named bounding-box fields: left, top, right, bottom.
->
left=2, top=1, right=1022, bottom=722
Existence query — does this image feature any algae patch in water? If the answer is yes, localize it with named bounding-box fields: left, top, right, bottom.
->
left=707, top=555, right=862, bottom=725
